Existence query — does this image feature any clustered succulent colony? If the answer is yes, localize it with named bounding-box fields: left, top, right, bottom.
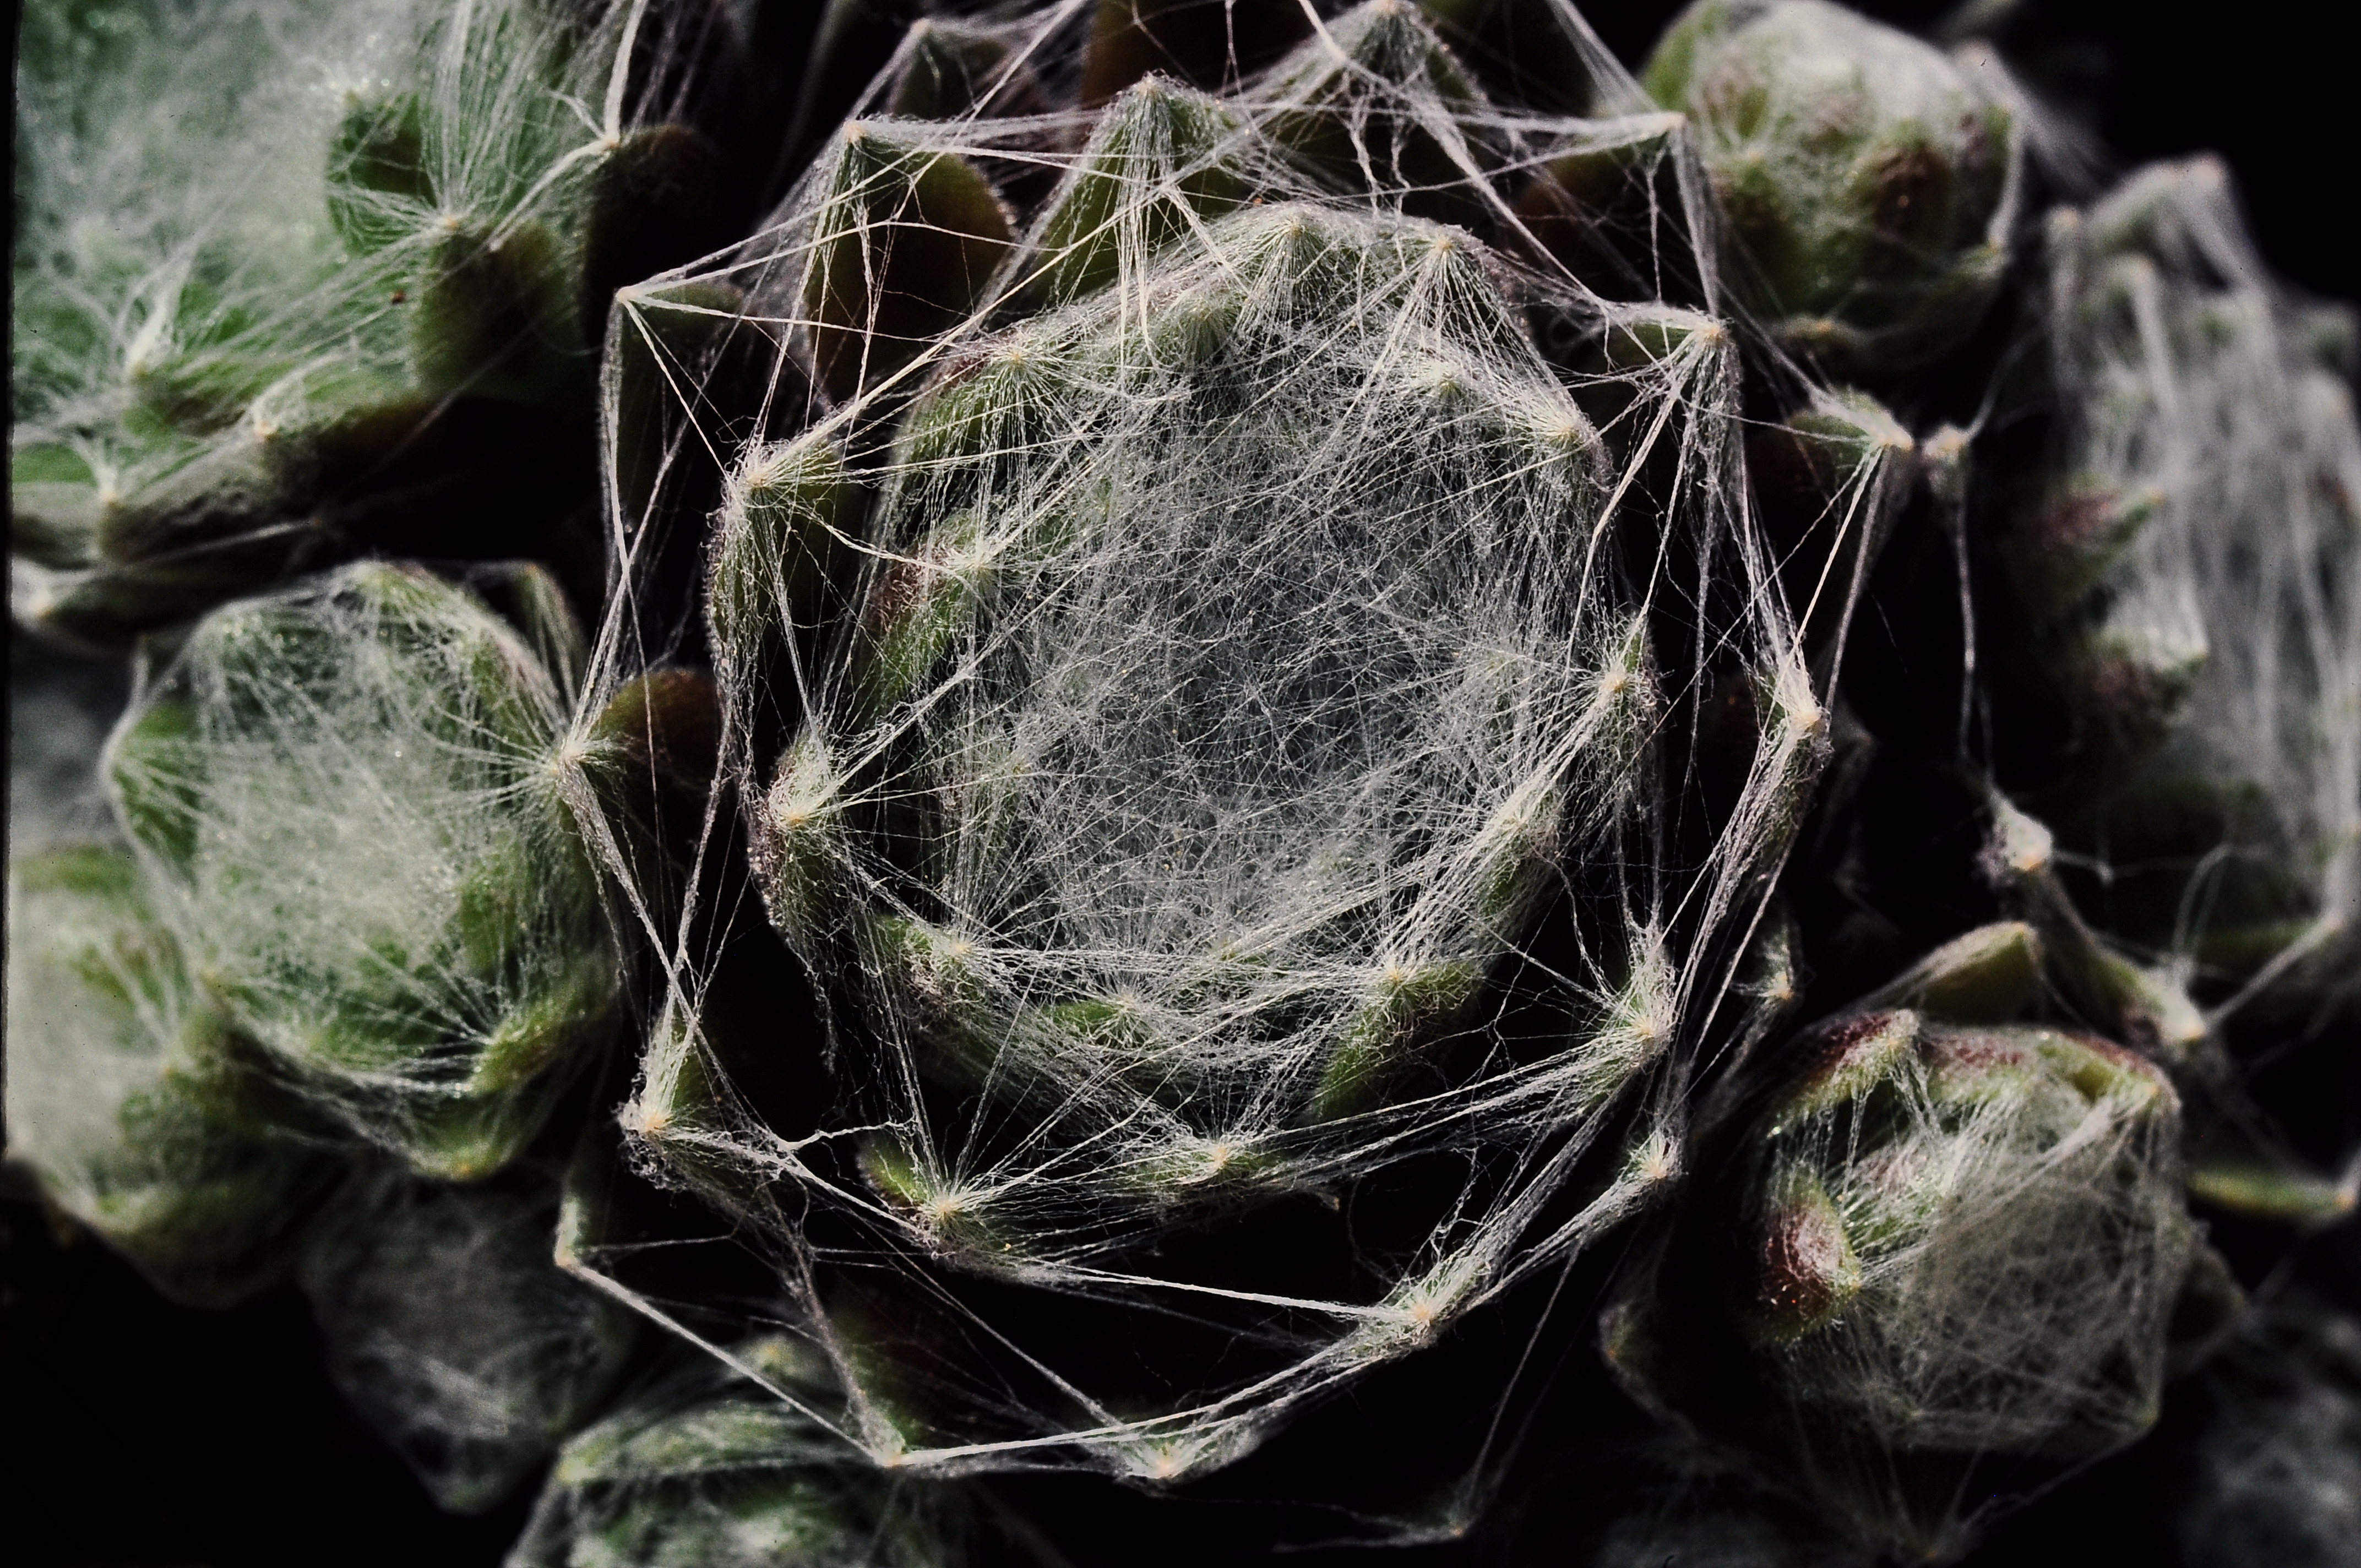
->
left=8, top=2, right=2357, bottom=1564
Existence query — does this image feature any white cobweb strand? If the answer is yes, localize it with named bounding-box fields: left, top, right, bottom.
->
left=1720, top=1015, right=2191, bottom=1556
left=580, top=3, right=1814, bottom=1485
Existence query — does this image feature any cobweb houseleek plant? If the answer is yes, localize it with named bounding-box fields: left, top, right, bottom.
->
left=8, top=2, right=2357, bottom=1563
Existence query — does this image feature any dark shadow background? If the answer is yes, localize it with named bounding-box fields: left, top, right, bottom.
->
left=5, top=1, right=2352, bottom=1562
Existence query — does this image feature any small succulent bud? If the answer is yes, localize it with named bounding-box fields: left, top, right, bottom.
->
left=1644, top=0, right=2019, bottom=377
left=1993, top=158, right=2361, bottom=1019
left=1717, top=1007, right=2192, bottom=1554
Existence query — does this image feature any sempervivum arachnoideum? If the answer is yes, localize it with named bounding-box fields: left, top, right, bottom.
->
left=1987, top=160, right=2360, bottom=1031
left=3, top=840, right=335, bottom=1305
left=7, top=3, right=2359, bottom=1562
left=1640, top=0, right=2021, bottom=379
left=103, top=560, right=621, bottom=1179
left=1603, top=923, right=2219, bottom=1560
left=591, top=0, right=1847, bottom=1495
left=9, top=0, right=782, bottom=645
left=510, top=1336, right=966, bottom=1567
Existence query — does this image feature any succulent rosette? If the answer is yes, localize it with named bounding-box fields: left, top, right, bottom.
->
left=301, top=1164, right=643, bottom=1512
left=1610, top=1014, right=2193, bottom=1553
left=511, top=1337, right=963, bottom=1568
left=104, top=559, right=619, bottom=1178
left=6, top=3, right=2358, bottom=1564
left=10, top=0, right=786, bottom=645
left=589, top=0, right=1834, bottom=1490
left=4, top=840, right=334, bottom=1304
left=1990, top=160, right=2361, bottom=1026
